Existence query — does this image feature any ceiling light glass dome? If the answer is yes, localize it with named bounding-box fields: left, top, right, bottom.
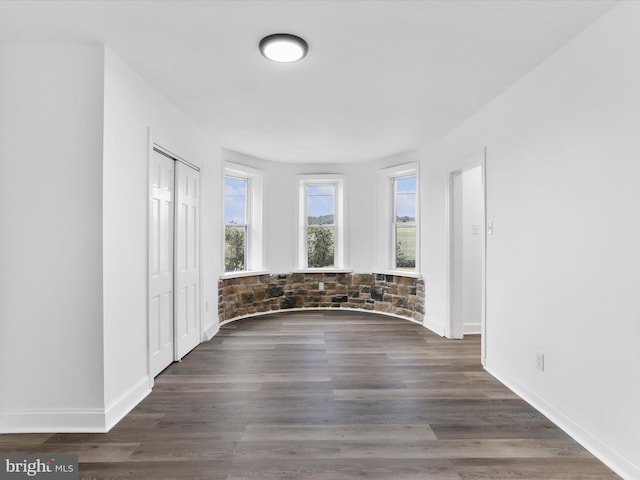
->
left=259, top=34, right=308, bottom=63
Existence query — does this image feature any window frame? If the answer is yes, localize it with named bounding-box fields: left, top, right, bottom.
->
left=297, top=175, right=346, bottom=270
left=376, top=163, right=420, bottom=276
left=392, top=174, right=418, bottom=271
left=223, top=175, right=249, bottom=272
left=222, top=163, right=263, bottom=275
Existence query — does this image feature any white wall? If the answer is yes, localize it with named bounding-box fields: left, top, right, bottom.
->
left=462, top=166, right=482, bottom=334
left=0, top=44, right=106, bottom=431
left=103, top=48, right=220, bottom=425
left=420, top=3, right=640, bottom=477
left=0, top=44, right=221, bottom=432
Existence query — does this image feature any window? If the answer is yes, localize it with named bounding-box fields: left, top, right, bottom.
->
left=224, top=176, right=248, bottom=271
left=376, top=163, right=419, bottom=274
left=298, top=175, right=345, bottom=269
left=306, top=184, right=336, bottom=268
left=223, top=163, right=263, bottom=274
left=393, top=175, right=417, bottom=270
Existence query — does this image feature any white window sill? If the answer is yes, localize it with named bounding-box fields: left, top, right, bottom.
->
left=220, top=270, right=269, bottom=280
left=220, top=269, right=420, bottom=280
left=291, top=269, right=353, bottom=274
left=374, top=270, right=422, bottom=279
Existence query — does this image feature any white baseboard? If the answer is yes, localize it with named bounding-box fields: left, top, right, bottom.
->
left=0, top=409, right=107, bottom=434
left=0, top=378, right=151, bottom=434
left=485, top=363, right=639, bottom=480
left=105, top=377, right=151, bottom=431
left=463, top=322, right=481, bottom=335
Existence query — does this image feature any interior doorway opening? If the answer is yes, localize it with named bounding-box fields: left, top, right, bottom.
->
left=448, top=153, right=486, bottom=362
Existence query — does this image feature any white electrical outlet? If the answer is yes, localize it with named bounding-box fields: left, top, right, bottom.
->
left=205, top=302, right=209, bottom=312
left=319, top=282, right=324, bottom=290
left=536, top=353, right=545, bottom=371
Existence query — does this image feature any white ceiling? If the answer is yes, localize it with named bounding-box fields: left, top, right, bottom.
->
left=0, top=0, right=617, bottom=163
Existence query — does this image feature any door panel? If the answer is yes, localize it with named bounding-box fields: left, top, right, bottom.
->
left=175, top=162, right=200, bottom=360
left=149, top=151, right=175, bottom=377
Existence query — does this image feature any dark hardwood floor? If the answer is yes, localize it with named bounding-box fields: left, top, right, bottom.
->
left=1, top=311, right=619, bottom=479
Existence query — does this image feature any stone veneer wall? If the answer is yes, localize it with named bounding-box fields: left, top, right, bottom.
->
left=218, top=272, right=425, bottom=324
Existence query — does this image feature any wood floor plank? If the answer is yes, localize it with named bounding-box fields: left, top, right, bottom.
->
left=0, top=311, right=619, bottom=479
left=0, top=433, right=53, bottom=447
left=226, top=458, right=461, bottom=480
left=79, top=460, right=231, bottom=480
left=2, top=442, right=140, bottom=463
left=338, top=438, right=593, bottom=459
left=241, top=424, right=438, bottom=442
left=451, top=457, right=622, bottom=479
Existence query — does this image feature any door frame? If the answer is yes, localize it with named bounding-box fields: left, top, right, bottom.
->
left=147, top=140, right=202, bottom=388
left=446, top=148, right=487, bottom=365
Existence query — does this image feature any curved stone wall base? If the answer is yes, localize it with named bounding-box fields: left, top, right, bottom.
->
left=218, top=272, right=424, bottom=324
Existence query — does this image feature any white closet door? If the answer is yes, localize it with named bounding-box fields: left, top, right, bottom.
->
left=174, top=161, right=201, bottom=360
left=149, top=151, right=175, bottom=377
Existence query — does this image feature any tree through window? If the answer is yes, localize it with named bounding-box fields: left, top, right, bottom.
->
left=224, top=176, right=248, bottom=271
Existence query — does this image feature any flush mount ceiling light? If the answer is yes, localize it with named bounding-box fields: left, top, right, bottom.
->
left=259, top=33, right=308, bottom=63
